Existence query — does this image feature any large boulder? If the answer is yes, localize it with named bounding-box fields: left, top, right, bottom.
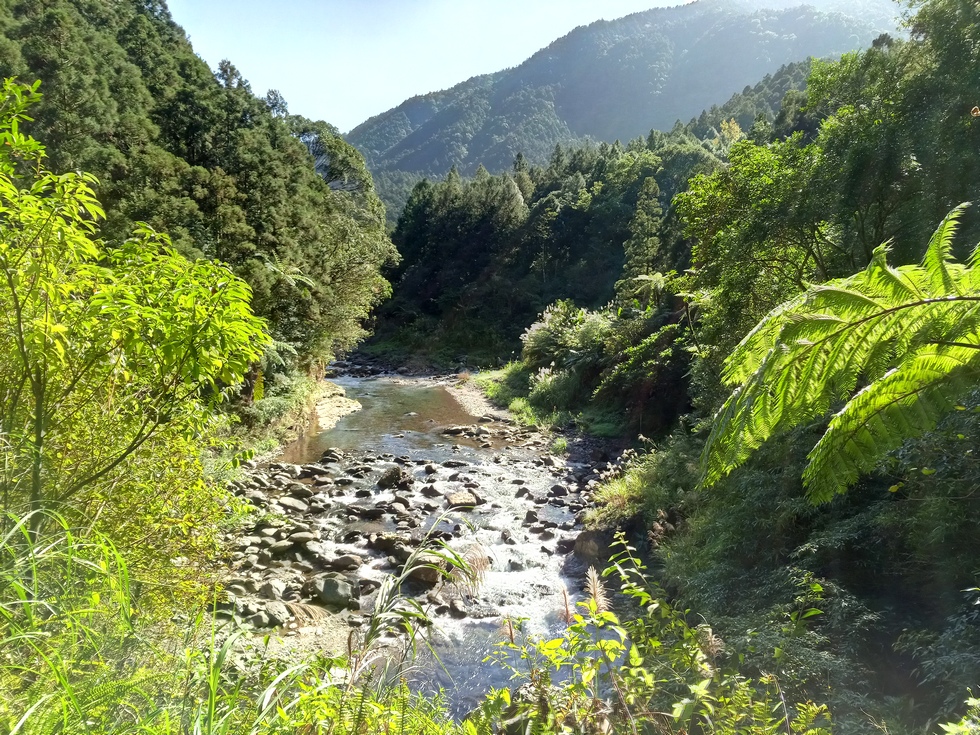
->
left=311, top=575, right=355, bottom=610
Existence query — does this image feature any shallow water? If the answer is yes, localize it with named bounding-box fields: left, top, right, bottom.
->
left=280, top=376, right=484, bottom=462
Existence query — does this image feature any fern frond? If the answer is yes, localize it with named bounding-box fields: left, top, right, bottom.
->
left=703, top=204, right=980, bottom=500
left=804, top=346, right=980, bottom=502
left=922, top=203, right=969, bottom=296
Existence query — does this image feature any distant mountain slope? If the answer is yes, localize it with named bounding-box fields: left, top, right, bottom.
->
left=348, top=0, right=897, bottom=218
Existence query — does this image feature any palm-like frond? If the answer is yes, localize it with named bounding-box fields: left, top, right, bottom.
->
left=703, top=204, right=980, bottom=501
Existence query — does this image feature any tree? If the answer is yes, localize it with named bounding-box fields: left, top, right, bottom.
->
left=0, top=80, right=269, bottom=528
left=702, top=204, right=980, bottom=502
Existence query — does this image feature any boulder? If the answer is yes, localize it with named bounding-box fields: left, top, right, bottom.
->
left=277, top=496, right=309, bottom=514
left=259, top=578, right=288, bottom=600
left=265, top=601, right=292, bottom=626
left=311, top=575, right=355, bottom=610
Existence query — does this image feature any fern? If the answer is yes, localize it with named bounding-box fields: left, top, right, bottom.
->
left=703, top=204, right=980, bottom=501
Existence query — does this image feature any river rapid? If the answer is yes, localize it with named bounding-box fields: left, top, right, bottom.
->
left=221, top=372, right=622, bottom=714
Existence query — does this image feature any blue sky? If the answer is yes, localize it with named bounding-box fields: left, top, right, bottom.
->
left=166, top=1, right=677, bottom=133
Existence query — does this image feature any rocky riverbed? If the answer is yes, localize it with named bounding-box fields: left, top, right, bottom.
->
left=217, top=369, right=632, bottom=708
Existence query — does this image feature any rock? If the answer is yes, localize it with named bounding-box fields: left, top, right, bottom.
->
left=515, top=488, right=533, bottom=500
left=248, top=611, right=272, bottom=628
left=287, top=484, right=315, bottom=499
left=501, top=529, right=516, bottom=545
left=524, top=510, right=539, bottom=524
left=442, top=460, right=468, bottom=468
left=265, top=601, right=292, bottom=626
left=548, top=484, right=569, bottom=497
left=509, top=559, right=525, bottom=572
left=445, top=491, right=478, bottom=509
left=268, top=539, right=296, bottom=556
left=289, top=531, right=318, bottom=545
left=420, top=485, right=442, bottom=498
left=378, top=466, right=412, bottom=489
left=277, top=496, right=309, bottom=514
left=311, top=576, right=354, bottom=610
left=441, top=426, right=468, bottom=436
left=327, top=554, right=363, bottom=571
left=449, top=598, right=468, bottom=619
left=259, top=578, right=288, bottom=600
left=574, top=529, right=613, bottom=564
left=557, top=538, right=576, bottom=554
left=405, top=553, right=445, bottom=587
left=424, top=463, right=438, bottom=475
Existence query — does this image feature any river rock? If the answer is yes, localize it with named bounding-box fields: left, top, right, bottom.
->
left=327, top=554, right=363, bottom=571
left=277, top=496, right=309, bottom=514
left=260, top=578, right=288, bottom=600
left=265, top=601, right=292, bottom=626
left=288, top=531, right=318, bottom=545
left=405, top=552, right=445, bottom=587
left=449, top=598, right=468, bottom=618
left=311, top=575, right=355, bottom=610
left=287, top=484, right=315, bottom=499
left=268, top=539, right=296, bottom=556
left=420, top=485, right=442, bottom=498
left=442, top=460, right=468, bottom=468
left=524, top=510, right=538, bottom=524
left=548, top=484, right=569, bottom=497
left=445, top=491, right=478, bottom=509
left=377, top=466, right=413, bottom=489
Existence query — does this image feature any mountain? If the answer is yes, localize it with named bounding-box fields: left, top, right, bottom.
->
left=347, top=0, right=898, bottom=218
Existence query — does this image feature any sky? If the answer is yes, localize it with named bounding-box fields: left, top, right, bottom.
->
left=165, top=1, right=678, bottom=133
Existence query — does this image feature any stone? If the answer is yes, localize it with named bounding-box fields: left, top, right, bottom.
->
left=248, top=611, right=272, bottom=628
left=311, top=576, right=354, bottom=610
left=328, top=554, right=363, bottom=571
left=277, top=496, right=309, bottom=514
left=265, top=601, right=292, bottom=626
left=548, top=484, right=569, bottom=497
left=445, top=491, right=478, bottom=509
left=289, top=531, right=318, bottom=545
left=268, top=539, right=296, bottom=556
left=378, top=466, right=411, bottom=489
left=259, top=578, right=288, bottom=600
left=405, top=553, right=445, bottom=587
left=449, top=598, right=468, bottom=619
left=288, top=484, right=315, bottom=499
left=442, top=460, right=468, bottom=468
left=524, top=510, right=539, bottom=524
left=515, top=488, right=533, bottom=500
left=424, top=463, right=438, bottom=475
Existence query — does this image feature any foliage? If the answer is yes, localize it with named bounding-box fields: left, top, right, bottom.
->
left=0, top=1, right=396, bottom=373
left=0, top=79, right=268, bottom=582
left=479, top=535, right=833, bottom=735
left=703, top=205, right=980, bottom=502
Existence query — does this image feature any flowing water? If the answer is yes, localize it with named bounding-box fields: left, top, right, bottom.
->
left=279, top=375, right=594, bottom=714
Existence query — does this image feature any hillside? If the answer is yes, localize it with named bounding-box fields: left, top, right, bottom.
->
left=348, top=0, right=898, bottom=217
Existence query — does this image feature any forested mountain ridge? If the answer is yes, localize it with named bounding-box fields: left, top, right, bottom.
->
left=348, top=0, right=897, bottom=218
left=0, top=0, right=396, bottom=380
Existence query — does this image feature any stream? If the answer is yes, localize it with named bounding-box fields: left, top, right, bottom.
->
left=226, top=374, right=614, bottom=715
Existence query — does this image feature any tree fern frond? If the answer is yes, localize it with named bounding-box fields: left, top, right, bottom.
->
left=804, top=347, right=980, bottom=502
left=922, top=202, right=969, bottom=296
left=702, top=204, right=980, bottom=500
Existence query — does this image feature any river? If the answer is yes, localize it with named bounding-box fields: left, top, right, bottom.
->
left=228, top=375, right=609, bottom=715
